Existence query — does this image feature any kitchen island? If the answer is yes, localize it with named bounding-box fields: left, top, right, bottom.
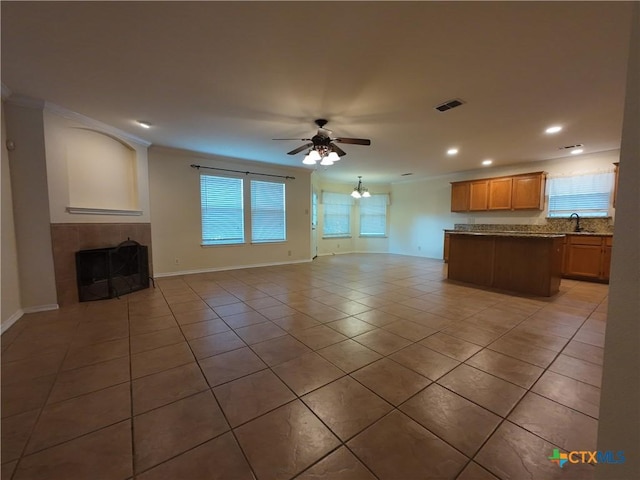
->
left=447, top=232, right=565, bottom=296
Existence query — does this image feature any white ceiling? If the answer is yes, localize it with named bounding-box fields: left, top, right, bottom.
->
left=1, top=1, right=634, bottom=184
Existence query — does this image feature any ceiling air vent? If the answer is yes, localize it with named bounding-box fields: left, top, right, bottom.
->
left=435, top=98, right=465, bottom=112
left=559, top=144, right=583, bottom=150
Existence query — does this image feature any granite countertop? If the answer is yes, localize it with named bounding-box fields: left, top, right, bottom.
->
left=444, top=229, right=613, bottom=237
left=447, top=231, right=565, bottom=238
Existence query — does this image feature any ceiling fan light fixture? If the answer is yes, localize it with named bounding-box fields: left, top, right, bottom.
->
left=320, top=157, right=334, bottom=166
left=308, top=149, right=322, bottom=161
left=326, top=151, right=340, bottom=162
left=351, top=189, right=362, bottom=199
left=362, top=190, right=371, bottom=198
left=302, top=154, right=317, bottom=165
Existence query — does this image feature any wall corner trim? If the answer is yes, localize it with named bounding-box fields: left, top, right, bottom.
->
left=1, top=309, right=24, bottom=334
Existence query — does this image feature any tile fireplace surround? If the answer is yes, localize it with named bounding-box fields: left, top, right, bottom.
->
left=50, top=223, right=152, bottom=306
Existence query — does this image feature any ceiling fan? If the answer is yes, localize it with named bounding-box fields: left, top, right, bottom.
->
left=273, top=119, right=371, bottom=162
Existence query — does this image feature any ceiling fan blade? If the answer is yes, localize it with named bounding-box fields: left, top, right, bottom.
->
left=273, top=138, right=312, bottom=141
left=287, top=143, right=313, bottom=155
left=330, top=143, right=347, bottom=157
left=334, top=137, right=371, bottom=146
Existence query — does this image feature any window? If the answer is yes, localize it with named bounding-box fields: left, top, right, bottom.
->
left=547, top=171, right=614, bottom=218
left=360, top=194, right=389, bottom=236
left=200, top=175, right=244, bottom=245
left=311, top=191, right=318, bottom=229
left=251, top=180, right=286, bottom=243
left=322, top=192, right=353, bottom=238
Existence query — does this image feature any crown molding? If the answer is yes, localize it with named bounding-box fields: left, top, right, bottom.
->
left=44, top=102, right=152, bottom=147
left=4, top=94, right=151, bottom=147
left=1, top=83, right=12, bottom=100
left=4, top=94, right=45, bottom=109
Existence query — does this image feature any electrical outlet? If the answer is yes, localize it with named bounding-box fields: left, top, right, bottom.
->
left=337, top=243, right=340, bottom=248
left=287, top=250, right=291, bottom=256
left=174, top=258, right=180, bottom=265
left=418, top=246, right=421, bottom=251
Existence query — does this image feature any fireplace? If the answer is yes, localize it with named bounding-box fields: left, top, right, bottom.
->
left=76, top=239, right=150, bottom=302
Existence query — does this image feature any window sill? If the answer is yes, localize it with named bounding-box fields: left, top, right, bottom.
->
left=359, top=235, right=388, bottom=239
left=546, top=216, right=612, bottom=219
left=322, top=236, right=352, bottom=240
left=201, top=242, right=245, bottom=248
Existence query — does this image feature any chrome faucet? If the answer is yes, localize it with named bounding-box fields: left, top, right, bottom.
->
left=569, top=213, right=582, bottom=232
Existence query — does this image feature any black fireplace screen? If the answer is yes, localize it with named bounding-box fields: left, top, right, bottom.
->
left=76, top=239, right=149, bottom=302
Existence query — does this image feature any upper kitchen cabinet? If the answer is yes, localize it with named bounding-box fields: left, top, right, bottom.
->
left=488, top=177, right=513, bottom=210
left=450, top=171, right=546, bottom=212
left=511, top=172, right=546, bottom=210
left=451, top=182, right=470, bottom=212
left=469, top=180, right=489, bottom=211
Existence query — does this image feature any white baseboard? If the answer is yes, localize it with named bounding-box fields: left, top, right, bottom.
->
left=1, top=309, right=24, bottom=334
left=1, top=303, right=60, bottom=335
left=154, top=258, right=313, bottom=278
left=23, top=304, right=59, bottom=314
left=317, top=251, right=354, bottom=256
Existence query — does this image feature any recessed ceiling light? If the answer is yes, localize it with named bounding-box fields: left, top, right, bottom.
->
left=136, top=120, right=152, bottom=129
left=571, top=149, right=584, bottom=155
left=482, top=159, right=493, bottom=166
left=447, top=148, right=459, bottom=155
left=545, top=125, right=562, bottom=134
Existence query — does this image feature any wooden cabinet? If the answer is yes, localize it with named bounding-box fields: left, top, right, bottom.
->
left=488, top=177, right=512, bottom=210
left=602, top=237, right=613, bottom=280
left=448, top=233, right=563, bottom=296
left=451, top=183, right=470, bottom=212
left=443, top=232, right=450, bottom=263
left=469, top=180, right=489, bottom=211
left=563, top=234, right=612, bottom=282
left=450, top=172, right=545, bottom=212
left=512, top=173, right=545, bottom=210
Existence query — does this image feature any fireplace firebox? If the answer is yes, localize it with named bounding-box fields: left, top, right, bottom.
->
left=76, top=239, right=150, bottom=302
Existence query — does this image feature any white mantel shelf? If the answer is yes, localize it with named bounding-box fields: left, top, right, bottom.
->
left=66, top=207, right=143, bottom=216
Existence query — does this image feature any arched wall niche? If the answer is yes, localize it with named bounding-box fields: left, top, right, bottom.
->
left=65, top=127, right=139, bottom=211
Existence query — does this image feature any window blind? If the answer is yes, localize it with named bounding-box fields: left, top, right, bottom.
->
left=251, top=180, right=286, bottom=243
left=547, top=171, right=614, bottom=218
left=200, top=175, right=244, bottom=245
left=360, top=194, right=388, bottom=236
left=322, top=192, right=352, bottom=237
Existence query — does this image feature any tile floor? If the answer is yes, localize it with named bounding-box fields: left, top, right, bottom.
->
left=1, top=254, right=607, bottom=479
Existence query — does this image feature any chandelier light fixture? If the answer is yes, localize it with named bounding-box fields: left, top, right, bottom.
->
left=351, top=176, right=371, bottom=199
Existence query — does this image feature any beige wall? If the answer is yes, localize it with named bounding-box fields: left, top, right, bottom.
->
left=149, top=146, right=311, bottom=276
left=389, top=150, right=619, bottom=259
left=3, top=101, right=58, bottom=309
left=1, top=100, right=23, bottom=330
left=597, top=3, right=639, bottom=477
left=43, top=109, right=151, bottom=223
